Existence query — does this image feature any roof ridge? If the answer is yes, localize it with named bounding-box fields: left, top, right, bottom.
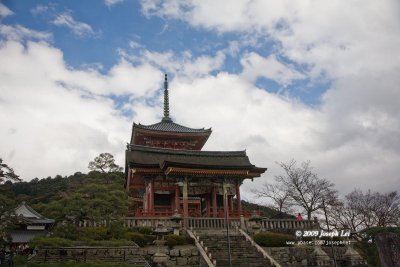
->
left=148, top=121, right=207, bottom=130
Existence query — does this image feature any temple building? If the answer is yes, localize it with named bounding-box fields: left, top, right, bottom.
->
left=8, top=202, right=54, bottom=248
left=125, top=74, right=267, bottom=221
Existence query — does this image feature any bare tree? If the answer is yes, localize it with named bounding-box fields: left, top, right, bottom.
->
left=253, top=181, right=293, bottom=214
left=0, top=158, right=21, bottom=184
left=374, top=191, right=400, bottom=226
left=329, top=197, right=364, bottom=232
left=88, top=153, right=123, bottom=173
left=329, top=189, right=400, bottom=232
left=275, top=160, right=337, bottom=220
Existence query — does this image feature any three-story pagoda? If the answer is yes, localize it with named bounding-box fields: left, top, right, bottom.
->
left=125, top=74, right=267, bottom=221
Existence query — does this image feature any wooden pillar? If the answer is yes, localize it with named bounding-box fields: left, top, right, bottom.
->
left=228, top=195, right=234, bottom=214
left=206, top=194, right=211, bottom=217
left=149, top=180, right=154, bottom=215
left=182, top=177, right=188, bottom=226
left=236, top=180, right=242, bottom=216
left=143, top=182, right=148, bottom=212
left=175, top=185, right=180, bottom=213
left=212, top=186, right=217, bottom=217
left=223, top=181, right=228, bottom=219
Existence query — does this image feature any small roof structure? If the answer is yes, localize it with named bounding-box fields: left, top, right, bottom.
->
left=14, top=201, right=55, bottom=224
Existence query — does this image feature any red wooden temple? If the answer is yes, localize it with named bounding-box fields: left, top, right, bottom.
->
left=125, top=74, right=267, bottom=219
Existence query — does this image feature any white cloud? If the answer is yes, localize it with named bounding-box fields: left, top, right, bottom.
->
left=52, top=12, right=96, bottom=37
left=140, top=0, right=400, bottom=78
left=104, top=0, right=124, bottom=7
left=122, top=48, right=226, bottom=79
left=2, top=0, right=400, bottom=202
left=0, top=24, right=52, bottom=42
left=0, top=3, right=13, bottom=18
left=30, top=4, right=50, bottom=16
left=137, top=0, right=400, bottom=196
left=240, top=52, right=305, bottom=86
left=0, top=40, right=163, bottom=179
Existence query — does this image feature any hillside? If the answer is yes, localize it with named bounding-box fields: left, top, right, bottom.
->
left=0, top=171, right=128, bottom=223
left=0, top=172, right=290, bottom=221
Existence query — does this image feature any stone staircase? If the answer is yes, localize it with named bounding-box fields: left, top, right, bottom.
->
left=195, top=229, right=274, bottom=267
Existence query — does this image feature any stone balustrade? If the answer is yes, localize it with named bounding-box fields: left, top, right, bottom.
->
left=258, top=219, right=318, bottom=230
left=78, top=217, right=318, bottom=231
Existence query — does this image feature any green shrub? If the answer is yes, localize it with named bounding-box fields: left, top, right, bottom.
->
left=129, top=226, right=153, bottom=235
left=29, top=236, right=73, bottom=248
left=52, top=224, right=82, bottom=240
left=31, top=237, right=134, bottom=248
left=164, top=234, right=194, bottom=247
left=126, top=232, right=147, bottom=247
left=253, top=231, right=295, bottom=247
left=83, top=239, right=133, bottom=247
left=28, top=261, right=139, bottom=267
left=14, top=254, right=28, bottom=265
left=107, top=220, right=127, bottom=239
left=80, top=227, right=109, bottom=240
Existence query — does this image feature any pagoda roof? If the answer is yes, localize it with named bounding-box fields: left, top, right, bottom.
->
left=126, top=145, right=263, bottom=170
left=133, top=120, right=212, bottom=134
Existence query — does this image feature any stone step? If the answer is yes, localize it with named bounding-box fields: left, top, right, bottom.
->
left=197, top=230, right=273, bottom=267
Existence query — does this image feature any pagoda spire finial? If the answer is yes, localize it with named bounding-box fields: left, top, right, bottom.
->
left=162, top=73, right=172, bottom=122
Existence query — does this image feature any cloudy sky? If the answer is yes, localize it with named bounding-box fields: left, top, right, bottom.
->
left=1, top=0, right=399, bottom=200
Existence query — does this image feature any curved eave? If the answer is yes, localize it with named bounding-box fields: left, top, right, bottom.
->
left=160, top=160, right=256, bottom=170
left=130, top=123, right=212, bottom=150
left=132, top=122, right=212, bottom=135
left=127, top=160, right=267, bottom=178
left=165, top=167, right=250, bottom=177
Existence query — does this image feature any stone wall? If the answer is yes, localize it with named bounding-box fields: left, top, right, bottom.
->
left=141, top=245, right=200, bottom=267
left=263, top=246, right=355, bottom=267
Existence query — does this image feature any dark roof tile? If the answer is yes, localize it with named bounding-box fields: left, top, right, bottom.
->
left=126, top=145, right=253, bottom=167
left=134, top=121, right=211, bottom=134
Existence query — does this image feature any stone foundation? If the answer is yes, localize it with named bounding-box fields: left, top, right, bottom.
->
left=263, top=246, right=369, bottom=267
left=141, top=245, right=199, bottom=267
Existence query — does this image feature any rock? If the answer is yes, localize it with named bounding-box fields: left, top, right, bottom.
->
left=153, top=252, right=169, bottom=263
left=147, top=246, right=168, bottom=255
left=180, top=248, right=192, bottom=257
left=188, top=256, right=199, bottom=264
left=176, top=257, right=188, bottom=265
left=191, top=248, right=199, bottom=255
left=170, top=248, right=180, bottom=257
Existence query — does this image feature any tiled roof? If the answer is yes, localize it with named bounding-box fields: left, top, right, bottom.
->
left=126, top=145, right=254, bottom=167
left=14, top=202, right=55, bottom=224
left=134, top=120, right=211, bottom=134
left=14, top=202, right=45, bottom=219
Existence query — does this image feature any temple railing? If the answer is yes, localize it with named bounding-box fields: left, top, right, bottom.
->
left=188, top=217, right=241, bottom=229
left=124, top=217, right=174, bottom=228
left=129, top=208, right=259, bottom=218
left=79, top=217, right=318, bottom=230
left=258, top=219, right=317, bottom=230
left=123, top=217, right=317, bottom=230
